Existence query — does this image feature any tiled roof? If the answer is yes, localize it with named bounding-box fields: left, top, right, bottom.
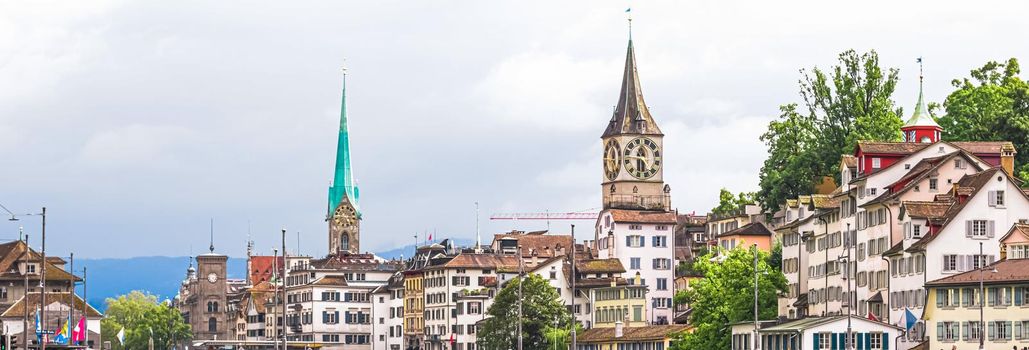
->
left=248, top=256, right=283, bottom=284
left=576, top=259, right=626, bottom=274
left=1, top=292, right=102, bottom=318
left=0, top=240, right=79, bottom=282
left=311, top=275, right=349, bottom=286
left=717, top=222, right=773, bottom=238
left=810, top=195, right=839, bottom=209
left=491, top=233, right=573, bottom=258
left=578, top=324, right=690, bottom=343
left=926, top=258, right=1029, bottom=287
left=998, top=223, right=1029, bottom=245
left=608, top=209, right=677, bottom=224
left=908, top=169, right=1000, bottom=251
left=950, top=141, right=1015, bottom=154
left=901, top=201, right=952, bottom=219
left=857, top=142, right=930, bottom=155
left=841, top=155, right=857, bottom=168
left=310, top=254, right=403, bottom=272
left=439, top=254, right=521, bottom=270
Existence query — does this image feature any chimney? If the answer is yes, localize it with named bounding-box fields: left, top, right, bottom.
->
left=1001, top=143, right=1017, bottom=177
left=614, top=320, right=624, bottom=338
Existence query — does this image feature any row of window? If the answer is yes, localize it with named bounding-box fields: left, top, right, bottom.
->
left=935, top=286, right=1029, bottom=308
left=889, top=289, right=925, bottom=309
left=577, top=342, right=665, bottom=350
left=889, top=254, right=926, bottom=277
left=595, top=305, right=645, bottom=323
left=594, top=288, right=646, bottom=301
left=625, top=235, right=668, bottom=248
left=935, top=320, right=1029, bottom=342
left=941, top=254, right=995, bottom=273
left=628, top=257, right=672, bottom=271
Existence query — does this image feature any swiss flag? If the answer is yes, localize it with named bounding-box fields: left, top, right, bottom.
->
left=867, top=312, right=879, bottom=322
left=449, top=333, right=455, bottom=343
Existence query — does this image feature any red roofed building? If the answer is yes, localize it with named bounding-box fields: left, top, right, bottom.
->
left=247, top=255, right=284, bottom=285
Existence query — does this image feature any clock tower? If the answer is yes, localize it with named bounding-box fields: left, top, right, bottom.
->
left=327, top=70, right=361, bottom=255
left=601, top=39, right=670, bottom=211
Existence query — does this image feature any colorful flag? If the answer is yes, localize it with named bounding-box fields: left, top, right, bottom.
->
left=904, top=308, right=917, bottom=330
left=35, top=309, right=42, bottom=342
left=428, top=233, right=433, bottom=241
left=867, top=311, right=879, bottom=322
left=117, top=327, right=125, bottom=345
left=72, top=317, right=86, bottom=343
left=52, top=318, right=70, bottom=344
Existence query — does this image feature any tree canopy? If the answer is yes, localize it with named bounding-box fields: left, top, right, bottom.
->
left=710, top=188, right=757, bottom=216
left=937, top=58, right=1029, bottom=179
left=671, top=246, right=787, bottom=350
left=758, top=50, right=904, bottom=212
left=101, top=291, right=191, bottom=350
left=478, top=273, right=572, bottom=350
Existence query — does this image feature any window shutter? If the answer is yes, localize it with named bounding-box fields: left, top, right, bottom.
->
left=881, top=333, right=888, bottom=350
left=966, top=221, right=973, bottom=238
left=989, top=191, right=997, bottom=206
left=1016, top=287, right=1024, bottom=306
left=988, top=221, right=995, bottom=238
left=813, top=333, right=820, bottom=350
left=936, top=289, right=944, bottom=307
left=1016, top=321, right=1023, bottom=340
left=335, top=311, right=339, bottom=323
left=962, top=322, right=969, bottom=341
left=937, top=323, right=944, bottom=340
left=830, top=332, right=838, bottom=350
left=989, top=321, right=996, bottom=340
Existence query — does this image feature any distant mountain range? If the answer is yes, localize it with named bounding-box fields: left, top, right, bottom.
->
left=77, top=239, right=475, bottom=311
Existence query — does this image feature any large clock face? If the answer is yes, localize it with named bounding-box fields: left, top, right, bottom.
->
left=603, top=139, right=621, bottom=181
left=207, top=273, right=218, bottom=283
left=622, top=137, right=661, bottom=179
left=333, top=205, right=357, bottom=227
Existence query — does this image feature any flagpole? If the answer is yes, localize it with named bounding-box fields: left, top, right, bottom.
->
left=83, top=266, right=88, bottom=347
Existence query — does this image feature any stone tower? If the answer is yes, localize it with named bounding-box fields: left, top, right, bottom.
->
left=600, top=39, right=670, bottom=211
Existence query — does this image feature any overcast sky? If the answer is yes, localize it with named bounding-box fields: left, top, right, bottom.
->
left=2, top=1, right=1027, bottom=258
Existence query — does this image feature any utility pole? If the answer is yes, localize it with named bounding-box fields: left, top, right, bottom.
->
left=517, top=245, right=523, bottom=350
left=21, top=234, right=29, bottom=350
left=281, top=229, right=288, bottom=350
left=752, top=244, right=760, bottom=350
left=570, top=224, right=576, bottom=350
left=978, top=242, right=984, bottom=350
left=845, top=223, right=853, bottom=350
left=40, top=207, right=47, bottom=350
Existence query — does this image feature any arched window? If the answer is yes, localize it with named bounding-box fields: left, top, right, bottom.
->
left=208, top=317, right=217, bottom=333
left=341, top=234, right=350, bottom=251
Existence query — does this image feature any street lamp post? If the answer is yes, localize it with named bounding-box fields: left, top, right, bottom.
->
left=753, top=244, right=760, bottom=350
left=846, top=223, right=852, bottom=350
left=978, top=242, right=984, bottom=350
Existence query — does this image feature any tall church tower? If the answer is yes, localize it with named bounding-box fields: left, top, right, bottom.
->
left=601, top=39, right=670, bottom=211
left=327, top=70, right=361, bottom=255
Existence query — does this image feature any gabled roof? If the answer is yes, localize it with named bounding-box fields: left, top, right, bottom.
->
left=926, top=258, right=1029, bottom=287
left=578, top=324, right=689, bottom=343
left=998, top=223, right=1029, bottom=243
left=0, top=240, right=80, bottom=282
left=437, top=254, right=520, bottom=270
left=759, top=315, right=901, bottom=332
left=863, top=151, right=983, bottom=206
left=856, top=142, right=930, bottom=155
left=575, top=258, right=626, bottom=274
left=310, top=275, right=349, bottom=287
left=491, top=233, right=573, bottom=258
left=1, top=292, right=102, bottom=318
left=841, top=155, right=857, bottom=168
left=899, top=201, right=952, bottom=220
left=907, top=168, right=1004, bottom=251
left=950, top=141, right=1015, bottom=155
left=718, top=222, right=773, bottom=238
left=602, top=40, right=662, bottom=137
left=607, top=209, right=677, bottom=224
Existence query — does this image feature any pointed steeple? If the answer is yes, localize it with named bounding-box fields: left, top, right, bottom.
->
left=602, top=39, right=662, bottom=138
left=903, top=69, right=938, bottom=128
left=328, top=69, right=360, bottom=217
left=901, top=58, right=943, bottom=143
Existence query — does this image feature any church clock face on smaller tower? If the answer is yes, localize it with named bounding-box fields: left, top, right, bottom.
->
left=622, top=137, right=661, bottom=179
left=603, top=139, right=621, bottom=181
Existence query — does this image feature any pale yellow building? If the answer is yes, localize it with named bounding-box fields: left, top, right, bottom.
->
left=924, top=235, right=1029, bottom=349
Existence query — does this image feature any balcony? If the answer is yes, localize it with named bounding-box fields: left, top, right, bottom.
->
left=607, top=194, right=670, bottom=211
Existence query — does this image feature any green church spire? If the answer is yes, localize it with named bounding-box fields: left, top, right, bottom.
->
left=904, top=57, right=939, bottom=128
left=328, top=69, right=359, bottom=217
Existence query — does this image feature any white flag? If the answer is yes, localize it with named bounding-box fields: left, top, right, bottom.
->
left=117, top=327, right=125, bottom=345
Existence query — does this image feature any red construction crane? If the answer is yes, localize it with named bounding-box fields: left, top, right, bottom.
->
left=489, top=211, right=599, bottom=221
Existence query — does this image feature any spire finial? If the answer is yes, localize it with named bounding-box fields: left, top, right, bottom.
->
left=209, top=218, right=214, bottom=253
left=626, top=7, right=632, bottom=40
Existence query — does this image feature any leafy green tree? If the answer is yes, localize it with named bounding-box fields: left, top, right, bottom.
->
left=758, top=50, right=904, bottom=211
left=937, top=58, right=1029, bottom=179
left=769, top=240, right=783, bottom=272
left=711, top=188, right=757, bottom=215
left=671, top=246, right=787, bottom=350
left=101, top=291, right=191, bottom=350
left=478, top=274, right=572, bottom=350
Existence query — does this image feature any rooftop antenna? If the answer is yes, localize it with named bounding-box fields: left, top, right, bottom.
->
left=475, top=202, right=481, bottom=251
left=209, top=218, right=215, bottom=253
